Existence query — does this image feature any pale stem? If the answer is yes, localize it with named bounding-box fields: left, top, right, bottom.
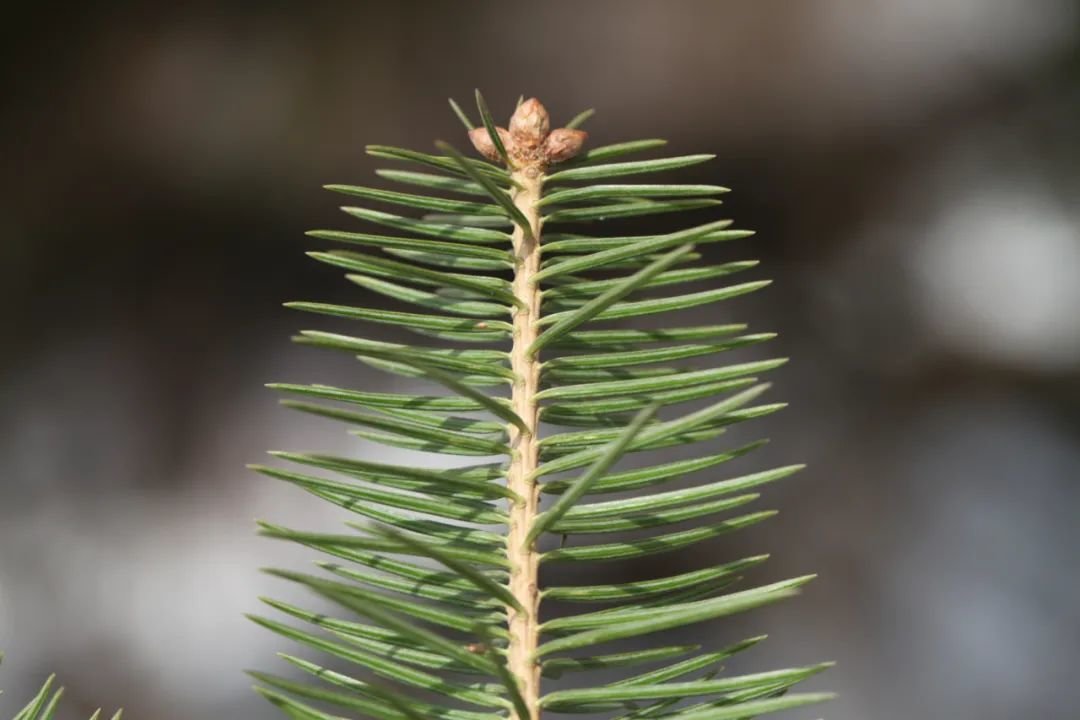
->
left=506, top=166, right=544, bottom=719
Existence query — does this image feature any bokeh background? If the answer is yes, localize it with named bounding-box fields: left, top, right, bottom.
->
left=2, top=1, right=1079, bottom=718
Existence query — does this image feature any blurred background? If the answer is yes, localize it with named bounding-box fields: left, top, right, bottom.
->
left=2, top=1, right=1079, bottom=718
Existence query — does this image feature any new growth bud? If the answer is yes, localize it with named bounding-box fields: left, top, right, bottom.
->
left=509, top=98, right=551, bottom=149
left=468, top=127, right=510, bottom=162
left=544, top=128, right=588, bottom=163
left=465, top=95, right=588, bottom=169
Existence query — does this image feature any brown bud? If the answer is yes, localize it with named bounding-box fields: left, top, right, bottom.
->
left=544, top=128, right=588, bottom=163
left=509, top=98, right=550, bottom=148
left=468, top=126, right=511, bottom=162
left=465, top=642, right=489, bottom=654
